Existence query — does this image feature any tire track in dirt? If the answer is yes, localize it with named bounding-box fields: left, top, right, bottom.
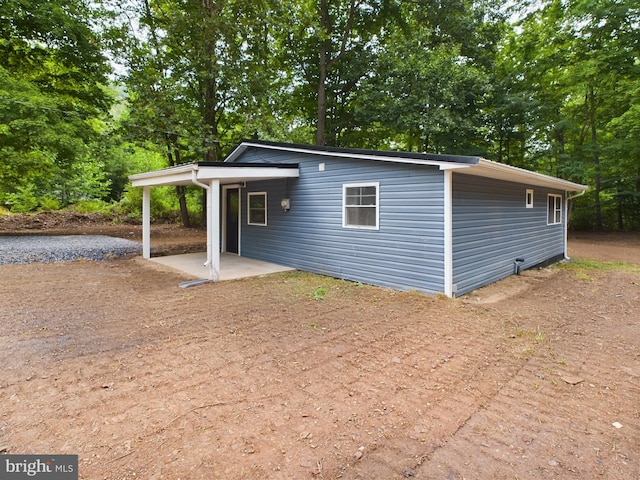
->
left=2, top=258, right=638, bottom=479
left=413, top=269, right=640, bottom=480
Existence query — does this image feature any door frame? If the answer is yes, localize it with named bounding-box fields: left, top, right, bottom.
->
left=222, top=184, right=242, bottom=254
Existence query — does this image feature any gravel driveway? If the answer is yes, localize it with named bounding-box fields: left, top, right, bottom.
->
left=0, top=235, right=141, bottom=264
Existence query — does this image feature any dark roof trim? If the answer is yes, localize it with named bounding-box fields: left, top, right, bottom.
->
left=197, top=161, right=299, bottom=169
left=225, top=139, right=480, bottom=165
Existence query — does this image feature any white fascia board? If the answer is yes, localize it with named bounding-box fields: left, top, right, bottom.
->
left=227, top=141, right=463, bottom=169
left=195, top=166, right=299, bottom=181
left=224, top=144, right=249, bottom=163
left=129, top=163, right=299, bottom=188
left=439, top=163, right=472, bottom=171
left=460, top=159, right=588, bottom=192
left=129, top=164, right=197, bottom=187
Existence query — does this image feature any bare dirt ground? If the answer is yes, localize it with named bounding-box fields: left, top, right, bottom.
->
left=1, top=213, right=639, bottom=479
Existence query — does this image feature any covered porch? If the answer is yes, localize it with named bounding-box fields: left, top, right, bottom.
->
left=129, top=161, right=299, bottom=282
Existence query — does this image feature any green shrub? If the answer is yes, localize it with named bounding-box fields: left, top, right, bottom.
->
left=71, top=200, right=108, bottom=214
left=117, top=185, right=178, bottom=220
left=38, top=196, right=60, bottom=211
left=5, top=184, right=38, bottom=213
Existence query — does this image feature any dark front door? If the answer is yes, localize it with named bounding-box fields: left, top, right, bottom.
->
left=225, top=188, right=239, bottom=254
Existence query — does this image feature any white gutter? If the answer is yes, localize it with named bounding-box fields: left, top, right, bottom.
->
left=564, top=189, right=587, bottom=260
left=474, top=159, right=588, bottom=191
left=567, top=190, right=586, bottom=201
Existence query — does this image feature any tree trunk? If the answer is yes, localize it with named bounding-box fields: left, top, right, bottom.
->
left=165, top=134, right=191, bottom=228
left=203, top=80, right=221, bottom=161
left=636, top=164, right=640, bottom=229
left=505, top=131, right=510, bottom=165
left=316, top=0, right=330, bottom=146
left=588, top=85, right=603, bottom=230
left=617, top=185, right=624, bottom=230
left=316, top=60, right=328, bottom=146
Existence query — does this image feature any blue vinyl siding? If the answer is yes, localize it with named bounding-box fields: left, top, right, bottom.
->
left=230, top=148, right=446, bottom=294
left=452, top=174, right=565, bottom=296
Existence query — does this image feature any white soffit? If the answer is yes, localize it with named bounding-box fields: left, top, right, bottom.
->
left=459, top=158, right=588, bottom=192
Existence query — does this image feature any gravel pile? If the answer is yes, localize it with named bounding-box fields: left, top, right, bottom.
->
left=0, top=235, right=142, bottom=265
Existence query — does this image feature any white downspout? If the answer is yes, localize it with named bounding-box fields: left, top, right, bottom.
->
left=142, top=186, right=151, bottom=259
left=564, top=189, right=586, bottom=260
left=444, top=170, right=453, bottom=297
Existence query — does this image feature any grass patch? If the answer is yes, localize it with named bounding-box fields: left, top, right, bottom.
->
left=535, top=326, right=546, bottom=343
left=280, top=271, right=352, bottom=300
left=311, top=286, right=329, bottom=301
left=556, top=258, right=640, bottom=274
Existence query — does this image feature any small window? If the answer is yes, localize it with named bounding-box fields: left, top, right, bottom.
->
left=526, top=189, right=534, bottom=208
left=248, top=192, right=267, bottom=226
left=547, top=194, right=562, bottom=225
left=343, top=182, right=379, bottom=229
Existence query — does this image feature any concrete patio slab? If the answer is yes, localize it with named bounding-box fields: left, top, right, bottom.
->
left=148, top=252, right=295, bottom=281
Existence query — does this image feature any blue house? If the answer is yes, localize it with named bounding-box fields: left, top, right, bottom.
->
left=129, top=140, right=587, bottom=297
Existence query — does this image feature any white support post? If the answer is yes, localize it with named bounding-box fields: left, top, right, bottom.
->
left=207, top=179, right=221, bottom=281
left=142, top=186, right=151, bottom=259
left=443, top=170, right=453, bottom=297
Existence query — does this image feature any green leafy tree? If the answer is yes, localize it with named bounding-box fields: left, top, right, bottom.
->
left=113, top=0, right=281, bottom=159
left=108, top=0, right=283, bottom=224
left=0, top=0, right=113, bottom=210
left=502, top=0, right=640, bottom=229
left=353, top=0, right=505, bottom=153
left=279, top=0, right=400, bottom=146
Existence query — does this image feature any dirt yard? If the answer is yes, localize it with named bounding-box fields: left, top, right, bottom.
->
left=1, top=214, right=639, bottom=479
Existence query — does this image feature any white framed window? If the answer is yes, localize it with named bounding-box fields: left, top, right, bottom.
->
left=248, top=192, right=267, bottom=226
left=526, top=189, right=534, bottom=208
left=547, top=194, right=562, bottom=225
left=343, top=182, right=379, bottom=230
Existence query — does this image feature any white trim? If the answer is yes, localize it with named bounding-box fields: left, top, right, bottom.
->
left=469, top=159, right=587, bottom=192
left=223, top=142, right=588, bottom=192
left=142, top=186, right=150, bottom=259
left=563, top=190, right=585, bottom=260
left=547, top=194, right=562, bottom=225
left=129, top=164, right=299, bottom=187
left=222, top=185, right=242, bottom=254
left=247, top=191, right=267, bottom=226
left=227, top=142, right=471, bottom=170
left=342, top=182, right=380, bottom=230
left=526, top=188, right=534, bottom=208
left=444, top=171, right=453, bottom=297
left=207, top=180, right=220, bottom=281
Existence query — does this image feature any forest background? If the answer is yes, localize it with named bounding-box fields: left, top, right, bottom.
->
left=1, top=0, right=638, bottom=230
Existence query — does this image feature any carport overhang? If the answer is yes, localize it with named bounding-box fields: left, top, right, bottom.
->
left=129, top=162, right=299, bottom=282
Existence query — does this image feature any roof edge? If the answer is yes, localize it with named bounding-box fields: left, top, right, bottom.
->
left=224, top=139, right=481, bottom=166
left=222, top=140, right=588, bottom=192
left=475, top=158, right=588, bottom=192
